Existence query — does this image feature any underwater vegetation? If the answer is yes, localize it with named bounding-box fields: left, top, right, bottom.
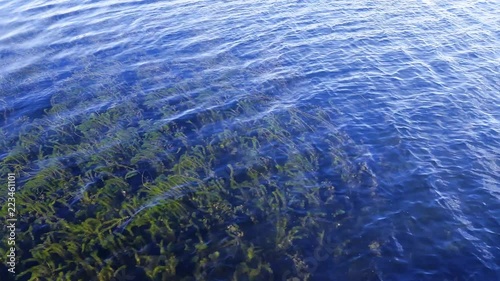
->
left=0, top=57, right=381, bottom=281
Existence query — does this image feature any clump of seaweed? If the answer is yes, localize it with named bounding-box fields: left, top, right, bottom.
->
left=0, top=53, right=382, bottom=281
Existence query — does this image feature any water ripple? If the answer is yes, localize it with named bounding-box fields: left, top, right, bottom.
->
left=1, top=0, right=499, bottom=280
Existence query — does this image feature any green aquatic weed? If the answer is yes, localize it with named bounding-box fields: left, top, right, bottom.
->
left=0, top=70, right=382, bottom=280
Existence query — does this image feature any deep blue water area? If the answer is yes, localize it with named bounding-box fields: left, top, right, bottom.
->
left=0, top=0, right=499, bottom=280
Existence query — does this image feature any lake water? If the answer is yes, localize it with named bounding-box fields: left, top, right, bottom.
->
left=0, top=0, right=498, bottom=280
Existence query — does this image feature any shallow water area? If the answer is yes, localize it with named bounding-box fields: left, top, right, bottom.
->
left=0, top=0, right=499, bottom=280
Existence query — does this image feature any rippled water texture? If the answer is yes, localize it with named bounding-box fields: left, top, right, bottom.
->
left=0, top=0, right=499, bottom=280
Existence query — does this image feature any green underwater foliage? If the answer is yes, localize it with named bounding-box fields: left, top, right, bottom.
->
left=0, top=59, right=381, bottom=281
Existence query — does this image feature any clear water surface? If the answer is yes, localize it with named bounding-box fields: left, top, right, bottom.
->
left=0, top=0, right=498, bottom=280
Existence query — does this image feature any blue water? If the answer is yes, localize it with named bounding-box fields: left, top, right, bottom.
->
left=1, top=0, right=499, bottom=280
